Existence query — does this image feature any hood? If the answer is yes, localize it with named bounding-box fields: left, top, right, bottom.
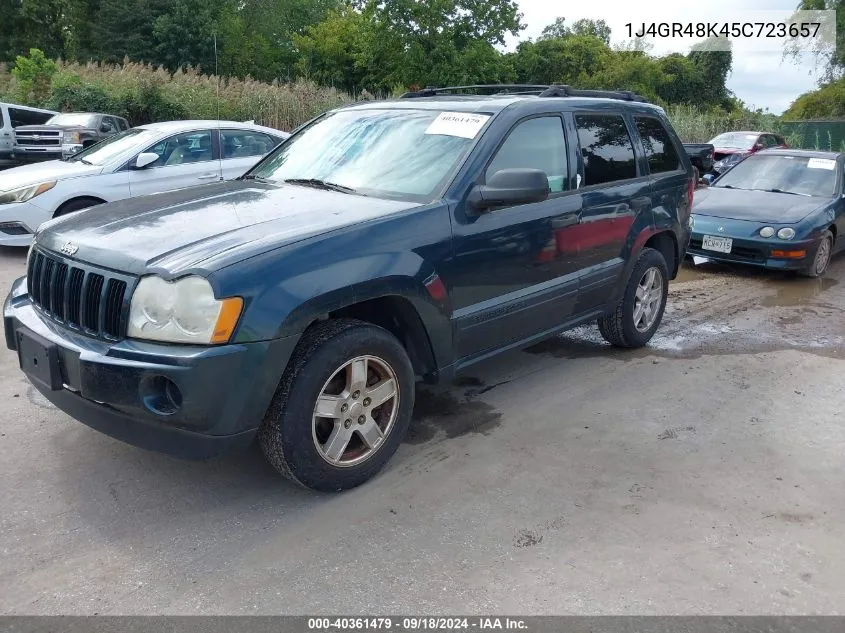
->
left=14, top=124, right=91, bottom=132
left=37, top=180, right=419, bottom=276
left=0, top=160, right=104, bottom=191
left=693, top=186, right=827, bottom=223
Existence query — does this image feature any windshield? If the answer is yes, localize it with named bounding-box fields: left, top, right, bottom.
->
left=248, top=108, right=488, bottom=201
left=68, top=128, right=158, bottom=166
left=714, top=154, right=838, bottom=197
left=709, top=132, right=758, bottom=150
left=47, top=113, right=99, bottom=128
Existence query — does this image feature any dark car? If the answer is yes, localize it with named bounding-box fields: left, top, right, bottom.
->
left=4, top=85, right=694, bottom=491
left=13, top=112, right=130, bottom=163
left=689, top=149, right=844, bottom=277
left=683, top=143, right=715, bottom=175
left=709, top=130, right=788, bottom=163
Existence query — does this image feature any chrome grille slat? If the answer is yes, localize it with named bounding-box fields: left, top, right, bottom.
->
left=26, top=247, right=134, bottom=341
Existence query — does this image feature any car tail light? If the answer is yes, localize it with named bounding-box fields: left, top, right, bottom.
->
left=687, top=175, right=695, bottom=209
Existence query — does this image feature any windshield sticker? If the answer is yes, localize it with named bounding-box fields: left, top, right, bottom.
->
left=425, top=112, right=491, bottom=139
left=807, top=158, right=836, bottom=170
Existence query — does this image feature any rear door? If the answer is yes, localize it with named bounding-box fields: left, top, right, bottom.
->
left=128, top=129, right=222, bottom=197
left=219, top=129, right=282, bottom=179
left=570, top=112, right=653, bottom=313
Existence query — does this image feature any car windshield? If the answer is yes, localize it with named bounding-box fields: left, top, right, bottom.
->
left=714, top=154, right=838, bottom=197
left=248, top=108, right=488, bottom=201
left=67, top=128, right=158, bottom=166
left=709, top=132, right=759, bottom=150
left=46, top=113, right=100, bottom=128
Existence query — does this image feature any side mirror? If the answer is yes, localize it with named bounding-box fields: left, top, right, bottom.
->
left=754, top=142, right=764, bottom=150
left=468, top=168, right=550, bottom=211
left=134, top=152, right=159, bottom=169
left=701, top=173, right=715, bottom=186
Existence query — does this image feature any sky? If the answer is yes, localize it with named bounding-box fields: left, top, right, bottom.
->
left=506, top=0, right=827, bottom=114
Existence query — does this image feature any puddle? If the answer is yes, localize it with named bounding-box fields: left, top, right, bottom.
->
left=673, top=259, right=771, bottom=283
left=761, top=277, right=838, bottom=307
left=405, top=386, right=502, bottom=444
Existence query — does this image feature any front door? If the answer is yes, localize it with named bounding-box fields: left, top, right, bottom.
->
left=444, top=114, right=583, bottom=361
left=129, top=129, right=221, bottom=197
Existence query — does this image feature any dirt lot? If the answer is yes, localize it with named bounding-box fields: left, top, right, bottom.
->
left=0, top=246, right=844, bottom=615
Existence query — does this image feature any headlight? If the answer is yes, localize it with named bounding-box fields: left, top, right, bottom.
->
left=128, top=275, right=243, bottom=344
left=760, top=226, right=775, bottom=238
left=0, top=181, right=56, bottom=205
left=63, top=131, right=81, bottom=144
left=777, top=227, right=796, bottom=240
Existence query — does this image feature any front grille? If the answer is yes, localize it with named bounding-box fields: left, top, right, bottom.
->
left=689, top=237, right=766, bottom=262
left=27, top=248, right=133, bottom=340
left=15, top=131, right=62, bottom=147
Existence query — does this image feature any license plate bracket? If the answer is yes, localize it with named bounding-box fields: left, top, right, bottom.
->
left=17, top=329, right=62, bottom=391
left=702, top=234, right=733, bottom=254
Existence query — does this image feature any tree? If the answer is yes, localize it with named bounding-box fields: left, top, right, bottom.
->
left=152, top=0, right=226, bottom=73
left=540, top=17, right=569, bottom=40
left=570, top=18, right=610, bottom=44
left=513, top=35, right=610, bottom=85
left=90, top=0, right=172, bottom=64
left=789, top=0, right=845, bottom=80
left=688, top=37, right=733, bottom=107
left=11, top=48, right=58, bottom=104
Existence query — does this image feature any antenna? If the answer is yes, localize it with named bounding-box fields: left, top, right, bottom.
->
left=214, top=34, right=221, bottom=124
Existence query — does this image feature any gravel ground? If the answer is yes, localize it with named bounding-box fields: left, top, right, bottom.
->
left=0, top=246, right=844, bottom=615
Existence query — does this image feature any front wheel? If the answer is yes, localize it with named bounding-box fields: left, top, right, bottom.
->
left=259, top=319, right=415, bottom=492
left=800, top=230, right=833, bottom=278
left=598, top=247, right=669, bottom=348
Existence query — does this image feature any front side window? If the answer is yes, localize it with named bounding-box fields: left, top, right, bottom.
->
left=635, top=117, right=681, bottom=174
left=486, top=117, right=567, bottom=193
left=575, top=114, right=637, bottom=185
left=68, top=128, right=157, bottom=166
left=249, top=108, right=487, bottom=201
left=221, top=130, right=280, bottom=159
left=147, top=131, right=214, bottom=167
left=100, top=118, right=117, bottom=134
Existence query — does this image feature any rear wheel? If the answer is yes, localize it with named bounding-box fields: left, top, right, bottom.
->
left=598, top=247, right=669, bottom=348
left=259, top=319, right=415, bottom=491
left=800, top=230, right=833, bottom=278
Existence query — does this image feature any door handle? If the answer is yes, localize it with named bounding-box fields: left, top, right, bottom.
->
left=197, top=173, right=218, bottom=180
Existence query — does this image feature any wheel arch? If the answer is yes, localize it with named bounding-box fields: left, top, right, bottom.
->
left=54, top=195, right=107, bottom=218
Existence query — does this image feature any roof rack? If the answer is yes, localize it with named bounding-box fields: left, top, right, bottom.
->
left=399, top=84, right=649, bottom=103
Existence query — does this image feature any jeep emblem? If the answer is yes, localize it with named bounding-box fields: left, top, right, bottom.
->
left=60, top=241, right=78, bottom=256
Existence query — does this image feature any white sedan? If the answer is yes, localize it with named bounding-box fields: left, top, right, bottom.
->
left=0, top=120, right=288, bottom=246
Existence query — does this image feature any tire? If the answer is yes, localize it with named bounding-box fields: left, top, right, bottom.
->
left=598, top=247, right=669, bottom=348
left=54, top=197, right=104, bottom=217
left=259, top=318, right=415, bottom=492
left=800, top=230, right=833, bottom=278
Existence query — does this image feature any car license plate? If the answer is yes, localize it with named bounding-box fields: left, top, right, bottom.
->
left=16, top=329, right=62, bottom=391
left=702, top=234, right=732, bottom=254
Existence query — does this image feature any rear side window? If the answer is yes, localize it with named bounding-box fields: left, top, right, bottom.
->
left=8, top=107, right=52, bottom=128
left=575, top=114, right=637, bottom=185
left=0, top=107, right=4, bottom=129
left=634, top=117, right=681, bottom=174
left=221, top=129, right=280, bottom=159
left=486, top=116, right=568, bottom=193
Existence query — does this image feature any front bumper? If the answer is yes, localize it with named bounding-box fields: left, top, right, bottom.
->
left=4, top=276, right=299, bottom=459
left=13, top=148, right=62, bottom=162
left=0, top=201, right=51, bottom=247
left=688, top=231, right=816, bottom=270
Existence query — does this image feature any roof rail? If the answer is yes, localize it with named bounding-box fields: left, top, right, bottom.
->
left=538, top=85, right=649, bottom=102
left=399, top=84, right=551, bottom=98
left=399, top=83, right=650, bottom=103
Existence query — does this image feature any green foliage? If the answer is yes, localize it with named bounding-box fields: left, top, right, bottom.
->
left=11, top=48, right=58, bottom=104
left=783, top=77, right=845, bottom=118
left=790, top=0, right=845, bottom=80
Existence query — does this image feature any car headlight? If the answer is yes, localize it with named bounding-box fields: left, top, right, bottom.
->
left=760, top=226, right=775, bottom=238
left=0, top=181, right=56, bottom=205
left=128, top=275, right=243, bottom=344
left=63, top=131, right=81, bottom=144
left=777, top=227, right=796, bottom=240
